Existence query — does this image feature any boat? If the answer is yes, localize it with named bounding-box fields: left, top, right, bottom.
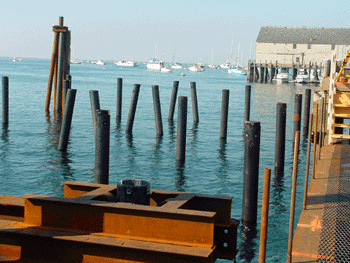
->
left=275, top=68, right=289, bottom=83
left=220, top=61, right=231, bottom=69
left=228, top=66, right=247, bottom=75
left=171, top=62, right=184, bottom=69
left=295, top=68, right=310, bottom=84
left=96, top=59, right=106, bottom=65
left=70, top=59, right=83, bottom=64
left=146, top=58, right=164, bottom=70
left=160, top=66, right=172, bottom=73
left=188, top=63, right=205, bottom=72
left=12, top=56, right=21, bottom=62
left=208, top=49, right=218, bottom=69
left=114, top=60, right=137, bottom=67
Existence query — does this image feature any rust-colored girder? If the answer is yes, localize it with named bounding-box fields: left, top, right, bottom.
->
left=0, top=181, right=239, bottom=262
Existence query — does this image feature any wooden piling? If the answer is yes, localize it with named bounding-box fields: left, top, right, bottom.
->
left=152, top=85, right=163, bottom=137
left=323, top=59, right=331, bottom=79
left=95, top=110, right=110, bottom=184
left=274, top=103, right=287, bottom=177
left=2, top=77, right=9, bottom=125
left=242, top=121, right=261, bottom=226
left=287, top=131, right=300, bottom=263
left=89, top=90, right=101, bottom=140
left=55, top=31, right=66, bottom=116
left=126, top=84, right=141, bottom=134
left=259, top=65, right=264, bottom=83
left=176, top=96, right=188, bottom=164
left=58, top=89, right=77, bottom=151
left=168, top=81, right=179, bottom=121
left=312, top=104, right=318, bottom=179
left=190, top=82, right=199, bottom=123
left=303, top=114, right=314, bottom=209
left=293, top=94, right=302, bottom=144
left=303, top=89, right=312, bottom=138
left=116, top=78, right=123, bottom=123
left=259, top=168, right=271, bottom=263
left=244, top=85, right=251, bottom=123
left=220, top=89, right=229, bottom=141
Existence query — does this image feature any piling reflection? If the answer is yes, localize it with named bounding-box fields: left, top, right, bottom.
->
left=126, top=133, right=137, bottom=166
left=0, top=124, right=10, bottom=161
left=1, top=124, right=9, bottom=142
left=175, top=161, right=186, bottom=192
left=168, top=120, right=176, bottom=143
left=238, top=224, right=258, bottom=262
left=216, top=139, right=228, bottom=178
left=271, top=176, right=287, bottom=214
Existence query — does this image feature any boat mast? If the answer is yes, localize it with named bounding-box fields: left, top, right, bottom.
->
left=229, top=32, right=234, bottom=65
left=211, top=49, right=214, bottom=65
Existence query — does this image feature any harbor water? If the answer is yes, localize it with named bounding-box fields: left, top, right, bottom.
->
left=0, top=58, right=317, bottom=262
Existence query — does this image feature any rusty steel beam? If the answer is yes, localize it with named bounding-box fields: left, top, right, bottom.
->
left=0, top=181, right=239, bottom=262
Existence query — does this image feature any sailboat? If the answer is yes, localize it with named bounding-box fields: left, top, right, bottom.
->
left=208, top=49, right=218, bottom=69
left=228, top=43, right=247, bottom=75
left=171, top=45, right=184, bottom=69
left=220, top=33, right=234, bottom=69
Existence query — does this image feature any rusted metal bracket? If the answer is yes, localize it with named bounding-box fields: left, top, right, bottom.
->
left=0, top=181, right=239, bottom=262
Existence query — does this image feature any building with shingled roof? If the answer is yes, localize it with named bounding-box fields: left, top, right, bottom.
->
left=255, top=26, right=350, bottom=66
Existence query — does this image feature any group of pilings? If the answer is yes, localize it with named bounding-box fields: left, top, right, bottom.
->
left=242, top=85, right=314, bottom=262
left=45, top=16, right=71, bottom=117
left=246, top=60, right=331, bottom=83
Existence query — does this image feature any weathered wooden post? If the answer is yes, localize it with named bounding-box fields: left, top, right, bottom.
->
left=275, top=103, right=287, bottom=177
left=2, top=76, right=9, bottom=125
left=259, top=168, right=271, bottom=263
left=303, top=89, right=311, bottom=138
left=95, top=110, right=110, bottom=184
left=58, top=89, right=77, bottom=151
left=168, top=80, right=179, bottom=121
left=116, top=78, right=122, bottom=123
left=303, top=114, right=313, bottom=209
left=293, top=94, right=302, bottom=145
left=259, top=64, right=264, bottom=83
left=244, top=85, right=251, bottom=123
left=323, top=59, right=331, bottom=79
left=190, top=82, right=199, bottom=123
left=312, top=104, right=318, bottom=179
left=89, top=90, right=100, bottom=140
left=220, top=89, right=229, bottom=141
left=287, top=131, right=300, bottom=263
left=152, top=85, right=163, bottom=137
left=55, top=31, right=66, bottom=116
left=176, top=96, right=188, bottom=165
left=242, top=121, right=261, bottom=226
left=126, top=84, right=141, bottom=134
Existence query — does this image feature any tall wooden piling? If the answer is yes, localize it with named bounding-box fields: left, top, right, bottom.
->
left=242, top=121, right=261, bottom=226
left=190, top=82, right=199, bottom=123
left=303, top=114, right=313, bottom=209
left=220, top=89, right=229, bottom=141
left=176, top=96, right=188, bottom=164
left=55, top=31, right=66, bottom=116
left=259, top=65, right=264, bottom=83
left=89, top=90, right=100, bottom=140
left=168, top=81, right=179, bottom=121
left=323, top=59, right=331, bottom=79
left=152, top=85, right=163, bottom=137
left=2, top=77, right=9, bottom=125
left=244, top=85, right=251, bottom=123
left=259, top=168, right=271, bottom=263
left=58, top=89, right=77, bottom=151
left=303, top=89, right=312, bottom=138
left=274, top=103, right=287, bottom=177
left=287, top=131, right=300, bottom=263
left=312, top=104, right=318, bottom=179
left=116, top=78, right=122, bottom=123
left=95, top=110, right=110, bottom=184
left=126, top=84, right=141, bottom=134
left=293, top=94, right=302, bottom=144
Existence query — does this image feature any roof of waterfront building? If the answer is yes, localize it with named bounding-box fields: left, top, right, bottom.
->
left=256, top=26, right=350, bottom=45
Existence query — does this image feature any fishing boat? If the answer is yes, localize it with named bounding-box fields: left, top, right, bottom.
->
left=171, top=62, right=184, bottom=69
left=188, top=63, right=205, bottom=72
left=70, top=59, right=83, bottom=64
left=96, top=59, right=106, bottom=65
left=220, top=61, right=231, bottom=69
left=228, top=66, right=247, bottom=75
left=295, top=68, right=309, bottom=84
left=115, top=60, right=137, bottom=67
left=146, top=58, right=164, bottom=70
left=275, top=68, right=289, bottom=83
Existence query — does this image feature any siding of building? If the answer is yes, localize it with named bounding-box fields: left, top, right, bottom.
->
left=256, top=27, right=350, bottom=66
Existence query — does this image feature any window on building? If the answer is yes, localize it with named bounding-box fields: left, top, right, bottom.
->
left=293, top=43, right=297, bottom=49
left=331, top=44, right=335, bottom=50
left=296, top=57, right=300, bottom=63
left=308, top=44, right=312, bottom=49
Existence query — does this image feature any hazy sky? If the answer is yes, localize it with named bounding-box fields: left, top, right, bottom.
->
left=1, top=0, right=349, bottom=64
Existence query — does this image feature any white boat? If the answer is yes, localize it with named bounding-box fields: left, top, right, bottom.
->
left=228, top=66, right=247, bottom=75
left=171, top=62, right=184, bottom=69
left=96, top=59, right=106, bottom=65
left=275, top=68, right=289, bottom=83
left=12, top=56, right=21, bottom=62
left=220, top=61, right=231, bottom=69
left=146, top=58, right=164, bottom=70
left=188, top=63, right=205, bottom=72
left=160, top=66, right=172, bottom=73
left=114, top=60, right=137, bottom=67
left=70, top=59, right=83, bottom=64
left=295, top=68, right=310, bottom=84
left=208, top=64, right=218, bottom=69
left=208, top=49, right=218, bottom=69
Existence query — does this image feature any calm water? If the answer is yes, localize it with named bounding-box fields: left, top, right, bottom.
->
left=0, top=58, right=317, bottom=262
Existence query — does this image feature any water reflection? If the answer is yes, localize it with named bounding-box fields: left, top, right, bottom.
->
left=175, top=161, right=186, bottom=192
left=271, top=176, right=287, bottom=214
left=168, top=120, right=176, bottom=143
left=216, top=139, right=229, bottom=178
left=238, top=224, right=258, bottom=262
left=191, top=122, right=199, bottom=142
left=1, top=124, right=10, bottom=161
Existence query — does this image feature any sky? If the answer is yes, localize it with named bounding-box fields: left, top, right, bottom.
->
left=1, top=0, right=349, bottom=64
